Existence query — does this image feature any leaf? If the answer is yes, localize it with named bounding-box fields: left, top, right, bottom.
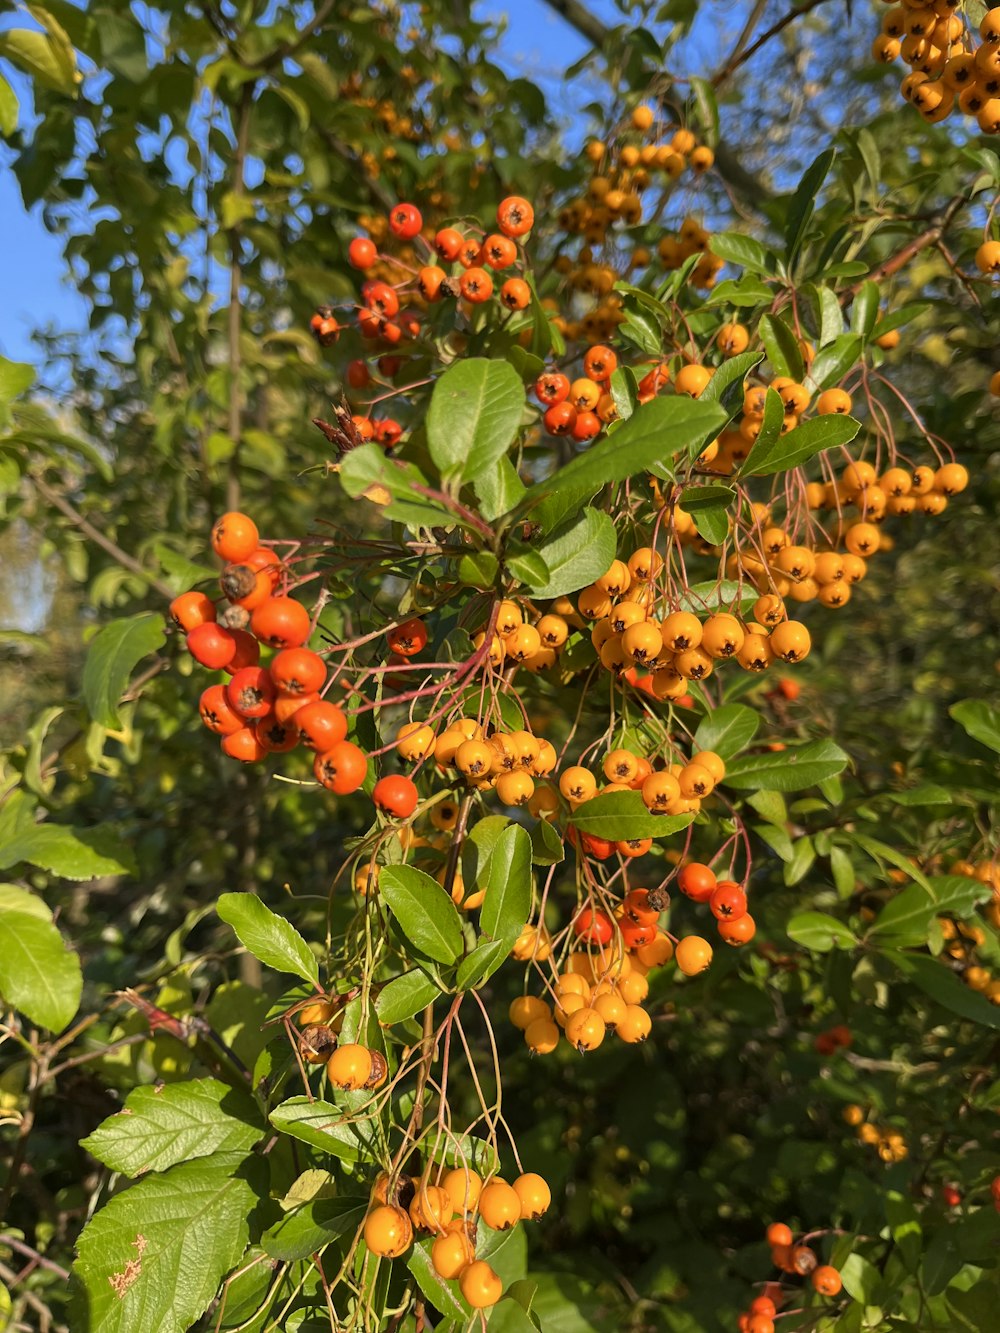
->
left=488, top=1298, right=539, bottom=1332
left=407, top=1240, right=471, bottom=1322
left=81, top=1079, right=263, bottom=1177
left=568, top=793, right=695, bottom=841
left=268, top=1098, right=379, bottom=1161
left=338, top=445, right=459, bottom=531
left=456, top=937, right=510, bottom=991
left=72, top=1151, right=262, bottom=1333
left=741, top=414, right=860, bottom=477
left=691, top=501, right=729, bottom=546
left=839, top=1252, right=882, bottom=1305
left=678, top=484, right=737, bottom=513
left=0, top=823, right=137, bottom=879
left=784, top=147, right=835, bottom=266
left=0, top=73, right=18, bottom=136
left=722, top=740, right=849, bottom=791
left=786, top=912, right=858, bottom=953
left=379, top=865, right=464, bottom=964
left=758, top=313, right=804, bottom=381
left=889, top=952, right=1000, bottom=1029
left=866, top=885, right=939, bottom=947
left=475, top=455, right=526, bottom=523
left=516, top=396, right=727, bottom=524
left=699, top=350, right=764, bottom=413
left=531, top=817, right=564, bottom=866
left=0, top=883, right=52, bottom=920
left=217, top=893, right=318, bottom=984
left=0, top=356, right=35, bottom=403
left=506, top=546, right=549, bottom=587
left=950, top=699, right=1000, bottom=754
left=816, top=284, right=845, bottom=345
left=851, top=280, right=880, bottom=340
left=375, top=970, right=440, bottom=1026
left=426, top=358, right=525, bottom=488
left=807, top=334, right=863, bottom=393
left=0, top=27, right=79, bottom=96
left=709, top=232, right=776, bottom=277
left=693, top=704, right=760, bottom=759
left=0, top=909, right=82, bottom=1030
left=609, top=365, right=639, bottom=421
left=82, top=613, right=167, bottom=728
left=479, top=823, right=532, bottom=945
left=262, top=1196, right=368, bottom=1263
left=525, top=508, right=617, bottom=599
left=219, top=190, right=255, bottom=229
left=885, top=783, right=952, bottom=806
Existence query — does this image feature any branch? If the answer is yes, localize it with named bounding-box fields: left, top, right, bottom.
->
left=712, top=0, right=835, bottom=89
left=252, top=0, right=337, bottom=70
left=31, top=474, right=173, bottom=599
left=844, top=193, right=970, bottom=299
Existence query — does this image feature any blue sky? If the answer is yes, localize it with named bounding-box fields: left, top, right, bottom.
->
left=0, top=0, right=626, bottom=369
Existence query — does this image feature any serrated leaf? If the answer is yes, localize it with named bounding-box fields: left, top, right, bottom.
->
left=526, top=508, right=617, bottom=599
left=375, top=970, right=440, bottom=1026
left=693, top=704, right=760, bottom=760
left=72, top=1151, right=262, bottom=1333
left=741, top=413, right=860, bottom=477
left=479, top=823, right=532, bottom=945
left=81, top=1079, right=263, bottom=1177
left=786, top=912, right=858, bottom=952
left=426, top=358, right=525, bottom=488
left=379, top=865, right=464, bottom=964
left=723, top=740, right=849, bottom=791
left=82, top=613, right=167, bottom=728
left=217, top=893, right=318, bottom=984
left=268, top=1097, right=378, bottom=1160
left=568, top=792, right=695, bottom=841
left=0, top=909, right=82, bottom=1030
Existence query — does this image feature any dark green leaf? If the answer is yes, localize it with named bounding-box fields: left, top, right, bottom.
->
left=889, top=952, right=1000, bottom=1030
left=784, top=148, right=835, bottom=266
left=741, top=413, right=860, bottom=477
left=375, top=970, right=441, bottom=1026
left=700, top=350, right=764, bottom=414
left=807, top=335, right=862, bottom=391
left=723, top=740, right=849, bottom=791
left=262, top=1196, right=368, bottom=1263
left=851, top=281, right=880, bottom=340
left=479, top=823, right=532, bottom=945
left=568, top=792, right=695, bottom=841
left=530, top=818, right=564, bottom=865
left=758, top=313, right=804, bottom=380
left=379, top=865, right=464, bottom=964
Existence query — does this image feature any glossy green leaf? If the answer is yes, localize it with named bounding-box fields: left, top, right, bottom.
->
left=568, top=793, right=695, bottom=841
left=526, top=508, right=617, bottom=599
left=723, top=740, right=849, bottom=791
left=217, top=893, right=318, bottom=984
left=693, top=703, right=760, bottom=760
left=709, top=232, right=776, bottom=277
left=758, top=313, right=804, bottom=380
left=786, top=912, right=858, bottom=952
left=262, top=1196, right=368, bottom=1263
left=0, top=908, right=82, bottom=1030
left=268, top=1098, right=379, bottom=1160
left=807, top=334, right=862, bottom=391
left=379, top=865, right=464, bottom=964
left=426, top=357, right=525, bottom=487
left=950, top=699, right=1000, bottom=754
left=82, top=612, right=166, bottom=728
left=375, top=970, right=440, bottom=1026
left=479, top=822, right=532, bottom=945
left=741, top=413, right=860, bottom=476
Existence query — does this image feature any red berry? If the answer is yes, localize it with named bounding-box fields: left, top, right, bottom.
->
left=388, top=202, right=422, bottom=240
left=186, top=622, right=236, bottom=670
left=373, top=774, right=418, bottom=818
left=573, top=907, right=614, bottom=945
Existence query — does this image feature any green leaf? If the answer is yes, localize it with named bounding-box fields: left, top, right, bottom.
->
left=407, top=1240, right=472, bottom=1322
left=678, top=483, right=737, bottom=513
left=81, top=1079, right=263, bottom=1177
left=839, top=1252, right=882, bottom=1305
left=871, top=302, right=929, bottom=338
left=219, top=190, right=255, bottom=229
left=758, top=313, right=804, bottom=380
left=379, top=865, right=464, bottom=964
left=950, top=699, right=1000, bottom=754
left=568, top=793, right=695, bottom=841
left=723, top=740, right=849, bottom=791
left=690, top=500, right=729, bottom=546
left=506, top=545, right=549, bottom=587
left=0, top=823, right=137, bottom=879
left=72, top=1151, right=262, bottom=1333
left=609, top=365, right=639, bottom=421
left=488, top=1297, right=539, bottom=1332
left=480, top=823, right=532, bottom=945
left=525, top=508, right=617, bottom=599
left=0, top=73, right=18, bottom=136
left=82, top=613, right=167, bottom=728
left=531, top=817, right=564, bottom=866
left=851, top=280, right=880, bottom=340
left=741, top=413, right=860, bottom=477
left=456, top=937, right=510, bottom=991
left=217, top=893, right=318, bottom=984
left=262, top=1196, right=368, bottom=1263
left=705, top=275, right=774, bottom=307
left=830, top=844, right=856, bottom=898
left=816, top=284, right=845, bottom=345
left=709, top=232, right=776, bottom=277
left=475, top=456, right=526, bottom=523
left=784, top=147, right=835, bottom=266
left=0, top=883, right=52, bottom=920
left=0, top=27, right=79, bottom=96
left=458, top=550, right=500, bottom=589
left=0, top=908, right=82, bottom=1030
left=807, top=334, right=862, bottom=391
left=693, top=703, right=760, bottom=759
left=375, top=970, right=440, bottom=1026
left=338, top=445, right=460, bottom=531
left=0, top=356, right=35, bottom=403
left=885, top=783, right=952, bottom=806
left=786, top=912, right=858, bottom=953
left=268, top=1097, right=378, bottom=1161
left=516, top=396, right=727, bottom=524
left=426, top=358, right=525, bottom=488
left=866, top=885, right=938, bottom=946
left=888, top=952, right=1000, bottom=1029
left=700, top=350, right=764, bottom=413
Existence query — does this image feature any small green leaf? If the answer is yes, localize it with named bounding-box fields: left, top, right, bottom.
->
left=0, top=823, right=136, bottom=879
left=262, top=1196, right=368, bottom=1263
left=807, top=334, right=863, bottom=391
left=741, top=414, right=860, bottom=477
left=950, top=699, right=1000, bottom=754
left=458, top=551, right=500, bottom=589
left=479, top=823, right=532, bottom=945
left=379, top=865, right=464, bottom=964
left=456, top=937, right=510, bottom=991
left=700, top=350, right=764, bottom=413
left=506, top=545, right=549, bottom=588
left=0, top=356, right=35, bottom=403
left=693, top=703, right=760, bottom=759
left=0, top=27, right=79, bottom=96
left=568, top=793, right=695, bottom=841
left=375, top=970, right=440, bottom=1026
left=72, top=1151, right=263, bottom=1333
left=758, top=313, right=804, bottom=380
left=0, top=73, right=18, bottom=136
left=609, top=365, right=639, bottom=421
left=269, top=1097, right=379, bottom=1160
left=531, top=818, right=564, bottom=866
left=851, top=280, right=880, bottom=340
left=839, top=1252, right=882, bottom=1305
left=217, top=893, right=318, bottom=984
left=338, top=445, right=460, bottom=531
left=82, top=613, right=167, bottom=728
left=889, top=952, right=1000, bottom=1029
left=709, top=232, right=776, bottom=277
left=81, top=1079, right=263, bottom=1177
left=786, top=912, right=858, bottom=952
left=0, top=909, right=82, bottom=1030
left=723, top=740, right=849, bottom=791
left=784, top=147, right=835, bottom=266
left=426, top=358, right=525, bottom=488
left=474, top=455, right=525, bottom=522
left=526, top=508, right=617, bottom=599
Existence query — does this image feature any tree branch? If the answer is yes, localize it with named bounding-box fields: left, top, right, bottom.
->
left=31, top=474, right=173, bottom=599
left=844, top=193, right=970, bottom=299
left=711, top=0, right=835, bottom=89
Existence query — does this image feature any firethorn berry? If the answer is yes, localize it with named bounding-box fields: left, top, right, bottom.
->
left=387, top=618, right=428, bottom=657
left=496, top=195, right=534, bottom=237
left=388, top=201, right=422, bottom=239
left=250, top=596, right=311, bottom=649
left=509, top=996, right=549, bottom=1030
left=327, top=1042, right=372, bottom=1090
left=459, top=1260, right=503, bottom=1309
left=513, top=1173, right=550, bottom=1221
left=766, top=1223, right=793, bottom=1248
left=747, top=1318, right=774, bottom=1333
left=211, top=511, right=259, bottom=563
left=565, top=1006, right=607, bottom=1051
left=442, top=1168, right=482, bottom=1215
left=675, top=936, right=713, bottom=975
left=677, top=862, right=717, bottom=903
left=501, top=278, right=531, bottom=309
left=395, top=722, right=435, bottom=762
left=544, top=400, right=577, bottom=434
left=976, top=240, right=1000, bottom=274
left=942, top=1184, right=962, bottom=1208
left=199, top=684, right=243, bottom=736
left=431, top=1226, right=475, bottom=1279
left=295, top=701, right=348, bottom=752
left=478, top=1179, right=522, bottom=1231
left=363, top=1204, right=412, bottom=1258
left=615, top=1005, right=652, bottom=1043
left=574, top=907, right=614, bottom=945
left=623, top=888, right=660, bottom=924
left=187, top=622, right=237, bottom=670
left=314, top=741, right=368, bottom=795
left=373, top=774, right=418, bottom=818
left=812, top=1265, right=843, bottom=1297
left=709, top=881, right=748, bottom=920
left=524, top=1017, right=560, bottom=1054
left=433, top=226, right=464, bottom=261
left=641, top=771, right=681, bottom=812
left=348, top=236, right=378, bottom=269
left=170, top=590, right=216, bottom=631
left=221, top=726, right=268, bottom=763
left=409, top=1183, right=453, bottom=1232
left=226, top=666, right=276, bottom=719
left=718, top=913, right=756, bottom=945
left=749, top=1297, right=776, bottom=1318
left=270, top=648, right=326, bottom=696
left=459, top=266, right=493, bottom=302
